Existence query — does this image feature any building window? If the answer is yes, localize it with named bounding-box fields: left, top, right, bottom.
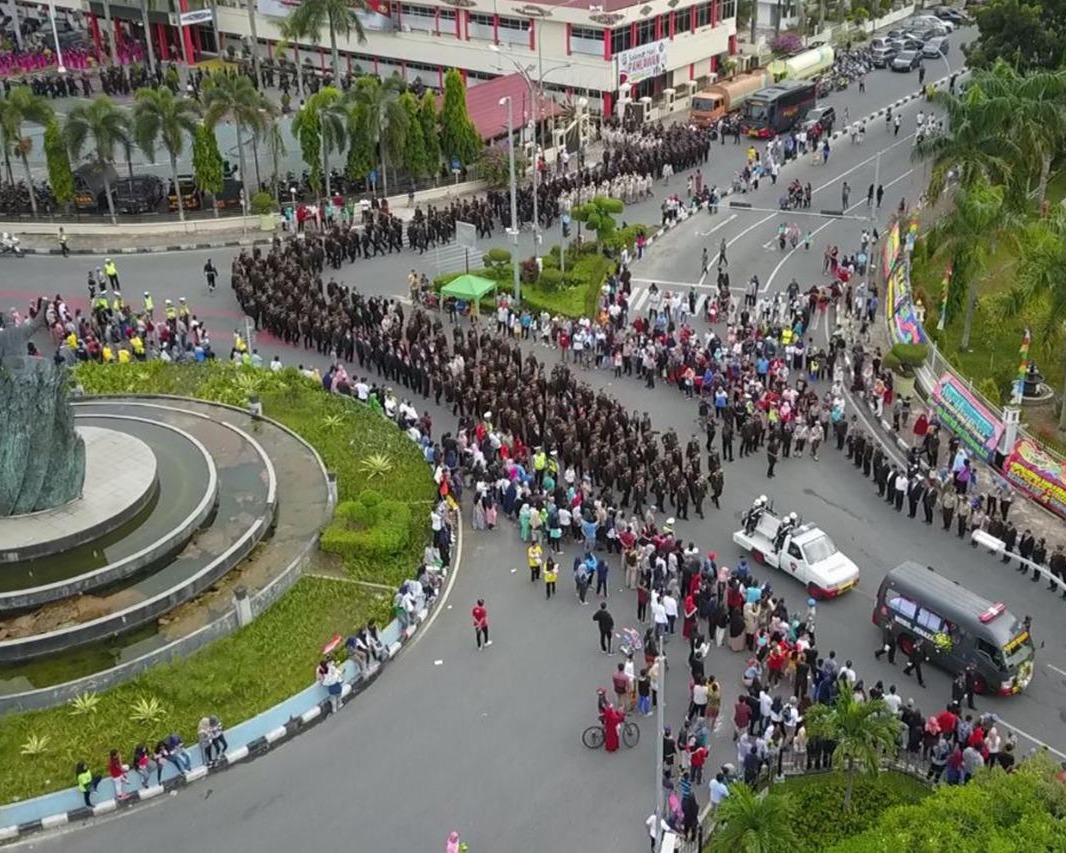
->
left=674, top=8, right=692, bottom=34
left=497, top=16, right=529, bottom=33
left=721, top=0, right=736, bottom=19
left=571, top=24, right=604, bottom=56
left=610, top=26, right=632, bottom=54
left=468, top=11, right=494, bottom=39
left=696, top=2, right=712, bottom=28
left=400, top=4, right=437, bottom=34
left=635, top=17, right=656, bottom=45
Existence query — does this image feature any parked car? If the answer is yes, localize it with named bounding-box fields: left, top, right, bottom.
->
left=892, top=36, right=926, bottom=51
left=871, top=45, right=897, bottom=68
left=802, top=105, right=836, bottom=138
left=933, top=6, right=972, bottom=24
left=911, top=14, right=950, bottom=33
left=891, top=50, right=924, bottom=71
left=923, top=36, right=950, bottom=58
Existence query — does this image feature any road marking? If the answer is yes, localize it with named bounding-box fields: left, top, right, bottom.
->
left=697, top=214, right=737, bottom=237
left=405, top=513, right=464, bottom=653
left=723, top=132, right=917, bottom=252
left=631, top=277, right=716, bottom=290
left=995, top=717, right=1066, bottom=760
left=764, top=167, right=915, bottom=293
left=1046, top=663, right=1066, bottom=678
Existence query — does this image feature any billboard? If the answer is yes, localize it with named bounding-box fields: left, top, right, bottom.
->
left=931, top=373, right=1004, bottom=463
left=616, top=39, right=669, bottom=86
left=1003, top=438, right=1066, bottom=521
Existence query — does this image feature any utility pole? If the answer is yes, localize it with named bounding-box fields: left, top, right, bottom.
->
left=654, top=647, right=666, bottom=851
left=501, top=96, right=521, bottom=304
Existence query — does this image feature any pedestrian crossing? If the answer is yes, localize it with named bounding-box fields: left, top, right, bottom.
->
left=626, top=277, right=718, bottom=319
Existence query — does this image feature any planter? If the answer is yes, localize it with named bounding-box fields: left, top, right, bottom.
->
left=259, top=213, right=276, bottom=232
left=893, top=373, right=916, bottom=400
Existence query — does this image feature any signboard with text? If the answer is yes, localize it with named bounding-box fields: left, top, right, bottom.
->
left=931, top=373, right=1004, bottom=463
left=616, top=39, right=669, bottom=86
left=1003, top=438, right=1066, bottom=521
left=180, top=8, right=214, bottom=26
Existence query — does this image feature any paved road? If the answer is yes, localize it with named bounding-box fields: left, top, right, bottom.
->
left=19, top=29, right=1066, bottom=853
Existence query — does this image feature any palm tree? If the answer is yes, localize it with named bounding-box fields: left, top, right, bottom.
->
left=64, top=96, right=131, bottom=225
left=350, top=76, right=408, bottom=197
left=202, top=74, right=267, bottom=208
left=924, top=180, right=1016, bottom=351
left=998, top=211, right=1066, bottom=431
left=0, top=86, right=53, bottom=217
left=275, top=25, right=304, bottom=100
left=285, top=0, right=368, bottom=85
left=804, top=691, right=902, bottom=811
left=132, top=87, right=201, bottom=223
left=705, top=784, right=798, bottom=853
left=912, top=83, right=1017, bottom=204
left=310, top=87, right=347, bottom=199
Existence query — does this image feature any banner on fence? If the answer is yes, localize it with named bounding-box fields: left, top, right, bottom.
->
left=932, top=373, right=1004, bottom=463
left=881, top=220, right=901, bottom=279
left=1003, top=437, right=1066, bottom=521
left=886, top=262, right=926, bottom=346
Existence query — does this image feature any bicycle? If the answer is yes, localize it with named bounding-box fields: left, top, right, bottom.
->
left=582, top=716, right=641, bottom=749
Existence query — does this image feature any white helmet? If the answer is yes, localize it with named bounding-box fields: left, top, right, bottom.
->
left=789, top=512, right=798, bottom=522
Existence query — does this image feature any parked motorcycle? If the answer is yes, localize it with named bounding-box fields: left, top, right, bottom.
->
left=0, top=233, right=25, bottom=257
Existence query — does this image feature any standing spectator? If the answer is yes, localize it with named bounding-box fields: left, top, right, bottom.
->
left=75, top=761, right=101, bottom=807
left=108, top=749, right=130, bottom=800
left=593, top=602, right=615, bottom=654
left=544, top=557, right=558, bottom=599
left=472, top=598, right=491, bottom=649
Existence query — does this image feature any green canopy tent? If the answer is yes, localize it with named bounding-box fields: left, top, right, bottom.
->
left=440, top=274, right=497, bottom=303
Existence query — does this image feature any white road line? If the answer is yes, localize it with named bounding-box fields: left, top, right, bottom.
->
left=697, top=214, right=738, bottom=237
left=631, top=277, right=717, bottom=290
left=1046, top=663, right=1066, bottom=678
left=764, top=167, right=915, bottom=293
left=723, top=132, right=917, bottom=251
left=995, top=717, right=1066, bottom=761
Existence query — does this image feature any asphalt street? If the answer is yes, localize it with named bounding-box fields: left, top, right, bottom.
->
left=18, top=31, right=1066, bottom=853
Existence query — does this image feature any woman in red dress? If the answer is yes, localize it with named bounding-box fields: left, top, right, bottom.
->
left=603, top=704, right=625, bottom=752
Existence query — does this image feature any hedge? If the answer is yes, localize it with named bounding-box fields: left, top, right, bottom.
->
left=321, top=490, right=413, bottom=560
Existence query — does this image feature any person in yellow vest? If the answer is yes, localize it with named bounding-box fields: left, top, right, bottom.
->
left=112, top=291, right=123, bottom=313
left=178, top=297, right=191, bottom=320
left=117, top=347, right=131, bottom=364
left=143, top=291, right=154, bottom=320
left=543, top=557, right=558, bottom=600
left=103, top=257, right=119, bottom=289
left=95, top=291, right=110, bottom=316
left=233, top=329, right=248, bottom=354
left=527, top=542, right=543, bottom=582
left=164, top=299, right=177, bottom=327
left=101, top=343, right=114, bottom=363
left=130, top=334, right=145, bottom=360
left=533, top=447, right=547, bottom=487
left=65, top=330, right=77, bottom=350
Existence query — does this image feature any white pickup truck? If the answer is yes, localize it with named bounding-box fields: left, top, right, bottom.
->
left=732, top=508, right=860, bottom=599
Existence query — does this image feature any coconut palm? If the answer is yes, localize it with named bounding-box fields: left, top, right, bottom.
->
left=911, top=79, right=1019, bottom=204
left=997, top=211, right=1066, bottom=430
left=275, top=25, right=304, bottom=100
left=0, top=86, right=54, bottom=217
left=923, top=179, right=1016, bottom=352
left=63, top=96, right=131, bottom=225
left=804, top=690, right=902, bottom=811
left=132, top=87, right=201, bottom=223
left=284, top=0, right=368, bottom=85
left=705, top=784, right=798, bottom=853
left=292, top=88, right=347, bottom=203
left=350, top=76, right=408, bottom=197
left=202, top=74, right=267, bottom=207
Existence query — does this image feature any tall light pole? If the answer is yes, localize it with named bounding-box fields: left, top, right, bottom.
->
left=46, top=0, right=66, bottom=74
left=500, top=96, right=521, bottom=304
left=654, top=644, right=666, bottom=852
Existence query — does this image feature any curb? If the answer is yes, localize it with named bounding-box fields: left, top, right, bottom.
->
left=0, top=524, right=462, bottom=844
left=23, top=238, right=275, bottom=256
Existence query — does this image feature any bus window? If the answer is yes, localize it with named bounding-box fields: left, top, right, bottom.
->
left=915, top=608, right=944, bottom=633
left=886, top=591, right=917, bottom=619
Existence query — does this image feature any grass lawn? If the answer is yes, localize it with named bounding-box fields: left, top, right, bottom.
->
left=769, top=770, right=931, bottom=853
left=0, top=362, right=433, bottom=805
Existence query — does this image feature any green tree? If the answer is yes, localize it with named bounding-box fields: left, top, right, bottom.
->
left=829, top=753, right=1066, bottom=852
left=572, top=196, right=625, bottom=242
left=284, top=0, right=367, bottom=86
left=292, top=99, right=322, bottom=198
left=132, top=86, right=201, bottom=224
left=439, top=68, right=481, bottom=168
left=706, top=784, right=799, bottom=853
left=350, top=76, right=408, bottom=197
left=476, top=143, right=528, bottom=189
left=0, top=86, right=54, bottom=217
left=63, top=96, right=131, bottom=225
left=967, top=0, right=1066, bottom=72
left=419, top=91, right=442, bottom=180
left=998, top=210, right=1066, bottom=430
left=924, top=180, right=1015, bottom=351
left=804, top=691, right=901, bottom=811
left=43, top=118, right=74, bottom=209
left=292, top=87, right=347, bottom=200
left=399, top=91, right=428, bottom=182
left=202, top=74, right=267, bottom=208
left=192, top=122, right=225, bottom=218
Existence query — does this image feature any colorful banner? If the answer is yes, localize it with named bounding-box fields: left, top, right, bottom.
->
left=936, top=264, right=952, bottom=332
left=886, top=262, right=926, bottom=345
left=616, top=39, right=669, bottom=86
left=1003, top=438, right=1066, bottom=521
left=1013, top=329, right=1031, bottom=401
left=932, top=373, right=1004, bottom=462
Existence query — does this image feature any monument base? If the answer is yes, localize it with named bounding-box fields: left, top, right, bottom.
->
left=0, top=427, right=158, bottom=564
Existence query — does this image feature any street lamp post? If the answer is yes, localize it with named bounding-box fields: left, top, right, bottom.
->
left=500, top=96, right=521, bottom=304
left=46, top=0, right=66, bottom=74
left=654, top=646, right=666, bottom=852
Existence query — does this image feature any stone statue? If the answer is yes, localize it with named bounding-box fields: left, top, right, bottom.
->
left=0, top=299, right=86, bottom=516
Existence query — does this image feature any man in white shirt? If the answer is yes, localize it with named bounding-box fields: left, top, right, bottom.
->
left=270, top=355, right=283, bottom=372
left=839, top=659, right=857, bottom=685
left=662, top=592, right=678, bottom=634
left=651, top=593, right=668, bottom=639
left=354, top=379, right=370, bottom=402
left=883, top=685, right=903, bottom=716
left=709, top=773, right=730, bottom=809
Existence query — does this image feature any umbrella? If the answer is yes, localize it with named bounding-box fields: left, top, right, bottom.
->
left=322, top=634, right=343, bottom=655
